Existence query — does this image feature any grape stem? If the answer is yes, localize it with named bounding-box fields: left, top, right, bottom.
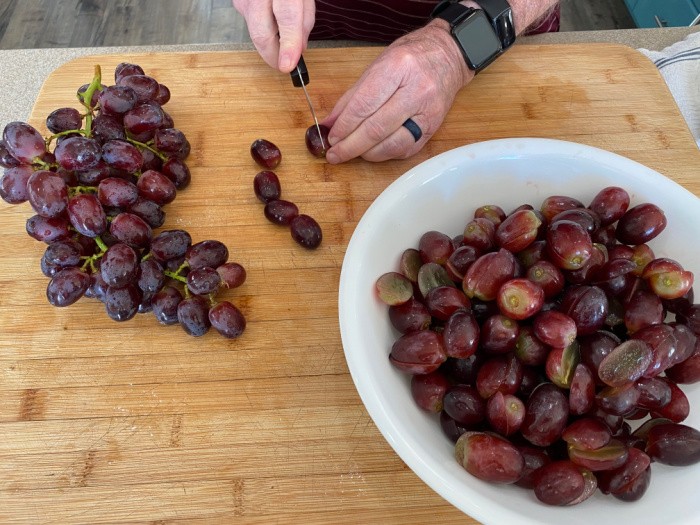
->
left=163, top=260, right=190, bottom=285
left=46, top=128, right=88, bottom=148
left=126, top=137, right=168, bottom=162
left=68, top=185, right=97, bottom=197
left=78, top=65, right=102, bottom=136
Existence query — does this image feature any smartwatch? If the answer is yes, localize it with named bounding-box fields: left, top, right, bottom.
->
left=431, top=0, right=516, bottom=73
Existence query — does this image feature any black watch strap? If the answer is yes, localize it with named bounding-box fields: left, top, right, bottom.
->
left=432, top=0, right=516, bottom=50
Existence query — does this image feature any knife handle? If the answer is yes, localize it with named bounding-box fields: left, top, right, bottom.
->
left=290, top=55, right=309, bottom=87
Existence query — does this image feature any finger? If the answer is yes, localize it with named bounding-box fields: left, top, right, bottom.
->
left=245, top=3, right=281, bottom=69
left=326, top=67, right=403, bottom=147
left=361, top=118, right=427, bottom=162
left=273, top=0, right=305, bottom=72
left=301, top=0, right=316, bottom=52
left=325, top=90, right=415, bottom=164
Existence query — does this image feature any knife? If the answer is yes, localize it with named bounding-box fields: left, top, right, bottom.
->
left=290, top=55, right=326, bottom=151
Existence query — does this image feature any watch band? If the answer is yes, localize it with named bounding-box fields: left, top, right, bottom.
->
left=432, top=0, right=516, bottom=50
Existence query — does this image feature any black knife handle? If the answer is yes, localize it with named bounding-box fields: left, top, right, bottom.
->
left=290, top=55, right=309, bottom=87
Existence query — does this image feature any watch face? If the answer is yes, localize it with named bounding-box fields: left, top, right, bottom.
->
left=453, top=10, right=502, bottom=70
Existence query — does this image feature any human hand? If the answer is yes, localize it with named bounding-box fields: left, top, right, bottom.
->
left=322, top=23, right=474, bottom=164
left=232, top=0, right=315, bottom=73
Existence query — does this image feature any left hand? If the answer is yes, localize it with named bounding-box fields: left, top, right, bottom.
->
left=322, top=23, right=473, bottom=164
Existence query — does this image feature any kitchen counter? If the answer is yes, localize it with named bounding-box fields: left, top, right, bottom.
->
left=0, top=27, right=697, bottom=127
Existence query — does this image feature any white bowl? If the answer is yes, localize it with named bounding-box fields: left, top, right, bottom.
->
left=338, top=138, right=700, bottom=525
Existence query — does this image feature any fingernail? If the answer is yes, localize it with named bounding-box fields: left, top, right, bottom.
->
left=279, top=53, right=293, bottom=72
left=326, top=151, right=339, bottom=164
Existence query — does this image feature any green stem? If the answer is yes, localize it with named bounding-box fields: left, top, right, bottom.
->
left=78, top=64, right=102, bottom=136
left=126, top=137, right=168, bottom=162
left=46, top=128, right=87, bottom=148
left=94, top=235, right=109, bottom=253
left=164, top=270, right=188, bottom=284
left=68, top=185, right=97, bottom=197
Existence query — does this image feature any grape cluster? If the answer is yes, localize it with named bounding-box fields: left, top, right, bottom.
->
left=0, top=63, right=246, bottom=339
left=250, top=138, right=323, bottom=249
left=377, top=186, right=700, bottom=505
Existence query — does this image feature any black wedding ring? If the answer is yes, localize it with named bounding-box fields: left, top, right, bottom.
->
left=402, top=118, right=423, bottom=142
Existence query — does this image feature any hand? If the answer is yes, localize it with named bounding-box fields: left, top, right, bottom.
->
left=232, top=0, right=315, bottom=73
left=322, top=23, right=473, bottom=164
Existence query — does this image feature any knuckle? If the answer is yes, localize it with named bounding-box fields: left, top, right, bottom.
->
left=363, top=118, right=388, bottom=143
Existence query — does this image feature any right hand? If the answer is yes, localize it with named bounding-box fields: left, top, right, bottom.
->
left=232, top=0, right=316, bottom=73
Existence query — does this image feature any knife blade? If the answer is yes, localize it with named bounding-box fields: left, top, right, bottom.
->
left=290, top=55, right=326, bottom=152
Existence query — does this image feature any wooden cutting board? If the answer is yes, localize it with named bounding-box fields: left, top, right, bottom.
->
left=0, top=44, right=699, bottom=524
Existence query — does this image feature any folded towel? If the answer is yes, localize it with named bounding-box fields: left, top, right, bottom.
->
left=639, top=31, right=700, bottom=148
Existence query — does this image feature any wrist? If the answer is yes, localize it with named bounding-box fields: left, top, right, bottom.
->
left=426, top=17, right=475, bottom=89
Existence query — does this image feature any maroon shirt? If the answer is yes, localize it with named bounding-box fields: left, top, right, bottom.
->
left=310, top=1, right=560, bottom=43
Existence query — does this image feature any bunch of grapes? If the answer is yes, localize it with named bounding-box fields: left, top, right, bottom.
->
left=377, top=187, right=700, bottom=505
left=0, top=63, right=246, bottom=339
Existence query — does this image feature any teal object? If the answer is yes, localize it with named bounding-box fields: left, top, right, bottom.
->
left=624, top=0, right=700, bottom=27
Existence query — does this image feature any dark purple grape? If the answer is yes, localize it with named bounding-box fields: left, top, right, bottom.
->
left=97, top=85, right=137, bottom=115
left=2, top=122, right=46, bottom=163
left=154, top=128, right=187, bottom=155
left=85, top=270, right=108, bottom=301
left=486, top=392, right=525, bottom=436
left=479, top=314, right=519, bottom=354
left=290, top=214, right=322, bottom=249
left=253, top=170, right=282, bottom=203
left=208, top=301, right=246, bottom=339
left=75, top=160, right=111, bottom=186
left=443, top=385, right=486, bottom=426
left=123, top=101, right=164, bottom=135
left=597, top=446, right=650, bottom=495
left=474, top=204, right=506, bottom=225
left=150, top=229, right=192, bottom=263
left=388, top=297, right=431, bottom=334
left=128, top=197, right=165, bottom=228
left=136, top=169, right=176, bottom=205
left=44, top=240, right=82, bottom=268
left=46, top=107, right=82, bottom=134
left=140, top=147, right=163, bottom=172
left=117, top=74, right=159, bottom=103
left=442, top=309, right=480, bottom=358
left=27, top=170, right=68, bottom=218
left=569, top=363, right=596, bottom=415
left=98, top=177, right=139, bottom=208
left=625, top=289, right=664, bottom=335
left=635, top=376, right=673, bottom=411
left=109, top=212, right=152, bottom=249
left=114, top=62, right=145, bottom=83
left=558, top=285, right=608, bottom=336
left=521, top=383, right=569, bottom=446
left=161, top=157, right=190, bottom=189
left=533, top=460, right=585, bottom=505
left=100, top=243, right=139, bottom=288
left=101, top=140, right=144, bottom=173
left=476, top=354, right=523, bottom=398
left=305, top=124, right=330, bottom=157
left=533, top=310, right=577, bottom=349
left=26, top=214, right=71, bottom=243
left=151, top=285, right=183, bottom=325
left=651, top=378, right=689, bottom=423
left=411, top=370, right=450, bottom=412
left=217, top=262, right=246, bottom=289
left=425, top=286, right=469, bottom=321
left=1, top=165, right=34, bottom=204
left=264, top=199, right=299, bottom=226
left=462, top=218, right=496, bottom=251
left=104, top=283, right=141, bottom=321
left=186, top=240, right=229, bottom=270
left=596, top=384, right=641, bottom=416
left=251, top=138, right=281, bottom=169
left=445, top=245, right=478, bottom=281
left=588, top=186, right=630, bottom=226
left=551, top=208, right=600, bottom=235
left=515, top=445, right=551, bottom=489
left=616, top=203, right=667, bottom=245
left=77, top=83, right=103, bottom=108
left=92, top=113, right=126, bottom=143
left=154, top=84, right=171, bottom=105
left=440, top=411, right=471, bottom=443
left=177, top=295, right=211, bottom=336
left=137, top=258, right=164, bottom=293
left=419, top=230, right=454, bottom=265
left=46, top=267, right=91, bottom=307
left=646, top=423, right=700, bottom=466
left=495, top=209, right=542, bottom=253
left=187, top=267, right=222, bottom=295
left=0, top=140, right=21, bottom=168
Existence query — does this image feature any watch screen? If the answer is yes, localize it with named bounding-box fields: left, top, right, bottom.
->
left=454, top=11, right=502, bottom=69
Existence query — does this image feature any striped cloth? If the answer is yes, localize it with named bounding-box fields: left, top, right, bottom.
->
left=309, top=0, right=560, bottom=43
left=639, top=31, right=700, bottom=148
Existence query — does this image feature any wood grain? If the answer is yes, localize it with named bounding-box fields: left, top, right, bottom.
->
left=0, top=44, right=699, bottom=524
